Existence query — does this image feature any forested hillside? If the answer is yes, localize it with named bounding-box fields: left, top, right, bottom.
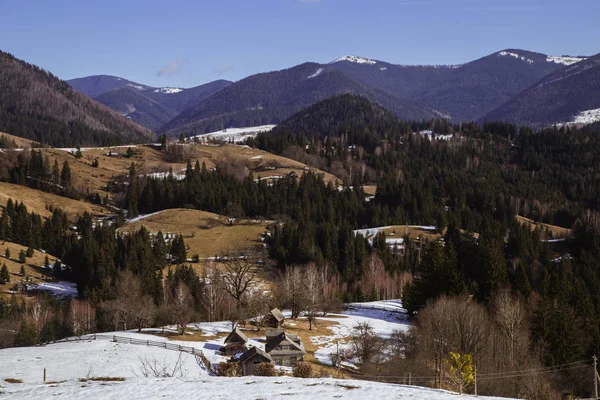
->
left=0, top=52, right=153, bottom=146
left=159, top=63, right=436, bottom=137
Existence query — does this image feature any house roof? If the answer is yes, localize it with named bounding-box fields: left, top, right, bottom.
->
left=265, top=331, right=305, bottom=355
left=224, top=327, right=248, bottom=344
left=238, top=346, right=274, bottom=363
left=270, top=308, right=285, bottom=322
left=265, top=328, right=285, bottom=339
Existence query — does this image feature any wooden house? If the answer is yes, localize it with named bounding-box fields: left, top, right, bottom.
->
left=265, top=331, right=305, bottom=367
left=220, top=327, right=249, bottom=356
left=239, top=347, right=274, bottom=376
left=264, top=308, right=285, bottom=328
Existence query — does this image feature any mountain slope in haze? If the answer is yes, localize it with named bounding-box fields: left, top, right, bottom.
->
left=270, top=94, right=404, bottom=141
left=95, top=88, right=180, bottom=131
left=330, top=50, right=570, bottom=121
left=67, top=75, right=151, bottom=98
left=159, top=63, right=437, bottom=137
left=69, top=76, right=232, bottom=130
left=0, top=51, right=153, bottom=146
left=483, top=53, right=600, bottom=127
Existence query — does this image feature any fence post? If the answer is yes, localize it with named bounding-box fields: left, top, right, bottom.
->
left=43, top=368, right=46, bottom=382
left=474, top=364, right=478, bottom=396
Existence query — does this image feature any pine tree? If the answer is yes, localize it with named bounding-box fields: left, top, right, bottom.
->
left=18, top=250, right=26, bottom=264
left=5, top=248, right=10, bottom=260
left=60, top=161, right=71, bottom=188
left=126, top=162, right=139, bottom=219
left=170, top=234, right=187, bottom=264
left=0, top=264, right=10, bottom=284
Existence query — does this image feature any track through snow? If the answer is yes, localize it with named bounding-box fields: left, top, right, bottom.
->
left=1, top=376, right=517, bottom=399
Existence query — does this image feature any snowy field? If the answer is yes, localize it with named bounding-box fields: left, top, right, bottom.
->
left=0, top=376, right=516, bottom=400
left=188, top=125, right=276, bottom=143
left=0, top=302, right=518, bottom=399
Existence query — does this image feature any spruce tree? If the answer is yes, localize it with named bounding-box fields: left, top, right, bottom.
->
left=18, top=250, right=26, bottom=264
left=0, top=264, right=9, bottom=284
left=5, top=248, right=10, bottom=260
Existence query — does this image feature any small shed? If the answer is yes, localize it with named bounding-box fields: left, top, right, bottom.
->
left=239, top=347, right=274, bottom=376
left=221, top=327, right=249, bottom=356
left=264, top=308, right=285, bottom=328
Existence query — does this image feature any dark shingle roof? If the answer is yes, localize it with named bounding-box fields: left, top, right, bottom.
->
left=224, top=327, right=249, bottom=344
left=239, top=346, right=273, bottom=363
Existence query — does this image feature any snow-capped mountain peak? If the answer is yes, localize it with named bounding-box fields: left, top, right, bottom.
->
left=497, top=51, right=534, bottom=64
left=332, top=55, right=377, bottom=65
left=546, top=55, right=587, bottom=66
left=153, top=87, right=183, bottom=94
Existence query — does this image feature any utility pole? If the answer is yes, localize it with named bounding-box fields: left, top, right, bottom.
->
left=474, top=365, right=478, bottom=396
left=594, top=356, right=598, bottom=400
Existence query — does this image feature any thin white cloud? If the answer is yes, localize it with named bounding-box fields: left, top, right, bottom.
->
left=156, top=58, right=184, bottom=77
left=212, top=65, right=234, bottom=76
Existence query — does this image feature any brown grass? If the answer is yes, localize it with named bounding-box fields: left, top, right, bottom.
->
left=362, top=185, right=377, bottom=195
left=35, top=143, right=339, bottom=202
left=118, top=208, right=271, bottom=259
left=0, top=132, right=35, bottom=148
left=0, top=241, right=61, bottom=299
left=0, top=182, right=110, bottom=218
left=516, top=215, right=572, bottom=238
left=360, top=225, right=442, bottom=242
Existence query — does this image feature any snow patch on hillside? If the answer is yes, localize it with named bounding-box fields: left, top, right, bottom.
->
left=557, top=108, right=600, bottom=127
left=546, top=55, right=586, bottom=66
left=333, top=55, right=377, bottom=65
left=126, top=83, right=146, bottom=90
left=188, top=125, right=277, bottom=143
left=154, top=87, right=183, bottom=94
left=498, top=51, right=534, bottom=64
left=307, top=68, right=324, bottom=79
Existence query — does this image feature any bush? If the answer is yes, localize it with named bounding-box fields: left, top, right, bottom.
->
left=254, top=362, right=276, bottom=376
left=217, top=362, right=241, bottom=377
left=292, top=361, right=313, bottom=378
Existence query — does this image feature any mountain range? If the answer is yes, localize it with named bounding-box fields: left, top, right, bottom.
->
left=68, top=49, right=598, bottom=136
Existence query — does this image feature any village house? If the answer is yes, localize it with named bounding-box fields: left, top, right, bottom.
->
left=220, top=327, right=249, bottom=356
left=265, top=329, right=305, bottom=367
left=238, top=347, right=274, bottom=376
left=263, top=308, right=285, bottom=328
left=233, top=328, right=307, bottom=375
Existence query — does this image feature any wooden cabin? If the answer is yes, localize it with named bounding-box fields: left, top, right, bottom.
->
left=220, top=327, right=249, bottom=356
left=265, top=331, right=305, bottom=367
left=264, top=308, right=285, bottom=328
left=239, top=347, right=274, bottom=376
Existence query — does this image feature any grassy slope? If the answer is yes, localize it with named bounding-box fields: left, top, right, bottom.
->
left=516, top=215, right=572, bottom=238
left=0, top=241, right=59, bottom=298
left=0, top=182, right=110, bottom=218
left=118, top=208, right=271, bottom=259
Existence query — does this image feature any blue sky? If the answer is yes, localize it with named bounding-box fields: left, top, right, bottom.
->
left=1, top=0, right=598, bottom=88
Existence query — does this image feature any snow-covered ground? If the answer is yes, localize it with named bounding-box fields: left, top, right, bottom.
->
left=332, top=55, right=377, bottom=65
left=0, top=376, right=515, bottom=400
left=188, top=125, right=276, bottom=143
left=557, top=108, right=600, bottom=127
left=26, top=281, right=78, bottom=297
left=546, top=55, right=586, bottom=66
left=418, top=130, right=453, bottom=141
left=153, top=87, right=183, bottom=94
left=498, top=51, right=534, bottom=64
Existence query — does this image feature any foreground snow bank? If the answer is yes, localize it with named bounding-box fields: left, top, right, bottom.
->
left=1, top=376, right=516, bottom=400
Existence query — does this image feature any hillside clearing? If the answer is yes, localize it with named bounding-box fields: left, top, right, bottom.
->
left=0, top=182, right=110, bottom=218
left=516, top=215, right=571, bottom=238
left=0, top=241, right=60, bottom=299
left=118, top=208, right=271, bottom=259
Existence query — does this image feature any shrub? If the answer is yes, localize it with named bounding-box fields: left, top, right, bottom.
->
left=292, top=361, right=313, bottom=378
left=254, top=362, right=276, bottom=376
left=217, top=362, right=241, bottom=377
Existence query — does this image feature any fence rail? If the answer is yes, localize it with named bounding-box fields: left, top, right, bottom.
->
left=44, top=334, right=205, bottom=357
